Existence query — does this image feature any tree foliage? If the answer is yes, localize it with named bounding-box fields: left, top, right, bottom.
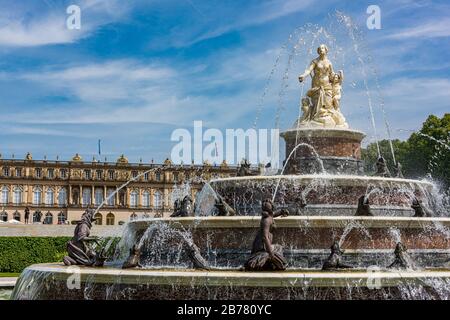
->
left=362, top=114, right=450, bottom=189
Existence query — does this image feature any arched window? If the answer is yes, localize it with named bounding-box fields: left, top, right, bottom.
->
left=57, top=212, right=66, bottom=224
left=44, top=212, right=53, bottom=224
left=142, top=190, right=150, bottom=208
left=0, top=211, right=7, bottom=222
left=33, top=187, right=42, bottom=205
left=1, top=186, right=9, bottom=204
left=95, top=188, right=104, bottom=206
left=13, top=186, right=22, bottom=205
left=45, top=188, right=54, bottom=206
left=106, top=212, right=115, bottom=225
left=33, top=211, right=42, bottom=223
left=130, top=213, right=138, bottom=221
left=94, top=212, right=103, bottom=225
left=82, top=188, right=91, bottom=206
left=58, top=188, right=67, bottom=206
left=13, top=211, right=20, bottom=222
left=106, top=188, right=115, bottom=206
left=153, top=191, right=162, bottom=209
left=130, top=190, right=138, bottom=208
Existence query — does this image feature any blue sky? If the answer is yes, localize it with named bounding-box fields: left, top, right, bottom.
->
left=0, top=0, right=449, bottom=163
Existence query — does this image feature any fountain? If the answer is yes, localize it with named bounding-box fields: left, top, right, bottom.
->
left=10, top=31, right=450, bottom=300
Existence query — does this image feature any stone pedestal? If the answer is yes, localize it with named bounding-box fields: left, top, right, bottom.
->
left=280, top=127, right=366, bottom=175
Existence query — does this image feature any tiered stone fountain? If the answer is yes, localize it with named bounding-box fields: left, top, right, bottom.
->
left=11, top=45, right=450, bottom=300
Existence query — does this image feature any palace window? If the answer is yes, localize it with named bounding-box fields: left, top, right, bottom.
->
left=95, top=188, right=104, bottom=206
left=130, top=190, right=138, bottom=208
left=33, top=211, right=42, bottom=223
left=155, top=171, right=161, bottom=181
left=13, top=211, right=20, bottom=222
left=106, top=188, right=115, bottom=206
left=47, top=169, right=54, bottom=179
left=96, top=170, right=103, bottom=180
left=173, top=172, right=179, bottom=183
left=84, top=170, right=91, bottom=180
left=1, top=186, right=8, bottom=204
left=106, top=212, right=115, bottom=225
left=108, top=170, right=115, bottom=180
left=2, top=167, right=10, bottom=177
left=58, top=188, right=67, bottom=206
left=45, top=188, right=54, bottom=205
left=142, top=190, right=150, bottom=208
left=94, top=212, right=103, bottom=225
left=15, top=168, right=22, bottom=177
left=132, top=171, right=138, bottom=179
left=33, top=187, right=42, bottom=205
left=57, top=212, right=66, bottom=224
left=60, top=169, right=67, bottom=179
left=153, top=191, right=162, bottom=209
left=82, top=188, right=91, bottom=206
left=144, top=172, right=149, bottom=181
left=0, top=211, right=7, bottom=222
left=44, top=212, right=53, bottom=224
left=13, top=186, right=22, bottom=204
left=35, top=168, right=42, bottom=178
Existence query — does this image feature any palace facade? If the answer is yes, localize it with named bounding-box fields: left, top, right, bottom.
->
left=0, top=153, right=237, bottom=225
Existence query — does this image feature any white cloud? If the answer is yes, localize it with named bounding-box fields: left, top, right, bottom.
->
left=386, top=18, right=450, bottom=40
left=0, top=0, right=132, bottom=47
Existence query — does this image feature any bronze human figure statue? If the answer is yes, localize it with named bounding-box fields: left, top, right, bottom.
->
left=411, top=198, right=432, bottom=217
left=244, top=199, right=288, bottom=271
left=214, top=195, right=236, bottom=216
left=184, top=240, right=209, bottom=270
left=375, top=156, right=391, bottom=177
left=237, top=159, right=253, bottom=177
left=394, top=162, right=404, bottom=178
left=355, top=195, right=373, bottom=216
left=388, top=242, right=418, bottom=270
left=122, top=244, right=142, bottom=269
left=63, top=208, right=104, bottom=266
left=171, top=195, right=194, bottom=217
left=171, top=199, right=182, bottom=217
left=322, top=241, right=352, bottom=270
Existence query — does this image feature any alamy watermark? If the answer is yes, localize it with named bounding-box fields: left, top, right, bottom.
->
left=66, top=4, right=81, bottom=30
left=66, top=266, right=81, bottom=290
left=170, top=121, right=279, bottom=167
left=366, top=265, right=382, bottom=289
left=366, top=5, right=381, bottom=30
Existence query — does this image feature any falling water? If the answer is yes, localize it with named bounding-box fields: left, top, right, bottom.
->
left=272, top=142, right=325, bottom=201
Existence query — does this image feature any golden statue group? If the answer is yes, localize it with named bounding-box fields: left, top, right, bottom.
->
left=297, top=44, right=348, bottom=128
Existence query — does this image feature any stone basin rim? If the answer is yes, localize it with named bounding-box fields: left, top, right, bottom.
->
left=16, top=263, right=450, bottom=289
left=210, top=174, right=433, bottom=186
left=128, top=216, right=450, bottom=228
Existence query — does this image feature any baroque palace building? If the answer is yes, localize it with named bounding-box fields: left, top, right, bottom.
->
left=0, top=152, right=237, bottom=225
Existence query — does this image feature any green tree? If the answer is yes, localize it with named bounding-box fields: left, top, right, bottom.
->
left=362, top=114, right=450, bottom=189
left=361, top=139, right=409, bottom=175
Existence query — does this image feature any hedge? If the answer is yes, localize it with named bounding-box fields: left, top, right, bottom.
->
left=0, top=237, right=70, bottom=273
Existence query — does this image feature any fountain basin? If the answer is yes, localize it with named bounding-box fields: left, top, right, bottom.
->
left=12, top=263, right=450, bottom=299
left=125, top=216, right=450, bottom=269
left=208, top=175, right=434, bottom=216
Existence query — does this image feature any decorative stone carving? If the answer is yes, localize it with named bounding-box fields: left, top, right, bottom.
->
left=298, top=44, right=348, bottom=128
left=388, top=242, right=418, bottom=270
left=355, top=195, right=373, bottom=216
left=411, top=198, right=433, bottom=217
left=322, top=241, right=352, bottom=270
left=214, top=195, right=236, bottom=216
